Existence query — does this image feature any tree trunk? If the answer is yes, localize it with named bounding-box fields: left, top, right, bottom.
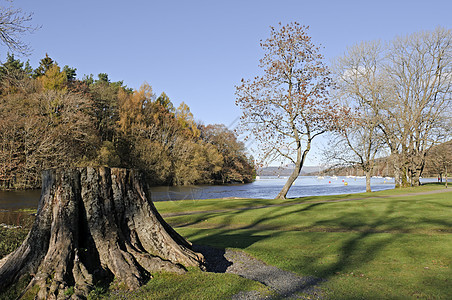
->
left=0, top=167, right=204, bottom=299
left=446, top=166, right=448, bottom=189
left=276, top=162, right=302, bottom=200
left=392, top=153, right=402, bottom=188
left=402, top=166, right=410, bottom=187
left=275, top=137, right=308, bottom=200
left=365, top=170, right=372, bottom=193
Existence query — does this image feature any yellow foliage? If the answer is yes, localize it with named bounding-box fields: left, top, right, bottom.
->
left=118, top=82, right=154, bottom=134
left=97, top=141, right=121, bottom=167
left=38, top=65, right=67, bottom=91
left=176, top=102, right=200, bottom=138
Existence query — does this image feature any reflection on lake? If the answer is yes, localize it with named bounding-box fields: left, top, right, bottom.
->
left=0, top=190, right=41, bottom=227
left=0, top=176, right=440, bottom=211
left=0, top=189, right=41, bottom=210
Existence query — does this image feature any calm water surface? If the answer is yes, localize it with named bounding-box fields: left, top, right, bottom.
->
left=0, top=189, right=42, bottom=210
left=149, top=176, right=397, bottom=201
left=0, top=176, right=440, bottom=210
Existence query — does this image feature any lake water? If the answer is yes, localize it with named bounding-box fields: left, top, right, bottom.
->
left=0, top=176, right=440, bottom=210
left=149, top=176, right=397, bottom=201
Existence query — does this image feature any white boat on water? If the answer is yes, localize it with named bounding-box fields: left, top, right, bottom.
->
left=317, top=176, right=325, bottom=179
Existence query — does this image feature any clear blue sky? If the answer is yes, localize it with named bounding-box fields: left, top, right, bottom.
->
left=4, top=0, right=452, bottom=165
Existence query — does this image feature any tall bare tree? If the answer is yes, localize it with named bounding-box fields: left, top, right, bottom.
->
left=236, top=23, right=342, bottom=199
left=330, top=41, right=386, bottom=192
left=333, top=28, right=452, bottom=187
left=326, top=112, right=383, bottom=192
left=384, top=27, right=452, bottom=186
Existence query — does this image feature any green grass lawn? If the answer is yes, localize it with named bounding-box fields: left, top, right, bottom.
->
left=1, top=183, right=451, bottom=299
left=158, top=184, right=452, bottom=299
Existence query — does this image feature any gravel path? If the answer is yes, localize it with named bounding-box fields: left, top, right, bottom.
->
left=193, top=245, right=325, bottom=299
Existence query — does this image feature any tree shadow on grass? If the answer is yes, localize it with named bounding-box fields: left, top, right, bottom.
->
left=177, top=195, right=452, bottom=298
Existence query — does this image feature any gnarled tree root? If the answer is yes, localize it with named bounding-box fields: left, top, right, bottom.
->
left=0, top=167, right=204, bottom=299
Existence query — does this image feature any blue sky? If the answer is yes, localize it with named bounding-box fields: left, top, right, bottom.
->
left=4, top=0, right=452, bottom=165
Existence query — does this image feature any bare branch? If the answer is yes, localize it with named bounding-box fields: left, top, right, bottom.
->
left=0, top=4, right=39, bottom=55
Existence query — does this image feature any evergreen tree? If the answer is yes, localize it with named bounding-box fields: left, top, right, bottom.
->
left=33, top=53, right=55, bottom=78
left=0, top=53, right=30, bottom=94
left=0, top=53, right=24, bottom=74
left=63, top=65, right=77, bottom=81
left=96, top=72, right=109, bottom=83
left=82, top=74, right=94, bottom=85
left=23, top=60, right=33, bottom=76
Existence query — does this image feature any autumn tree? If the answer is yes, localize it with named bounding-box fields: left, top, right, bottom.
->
left=236, top=22, right=340, bottom=199
left=169, top=102, right=224, bottom=185
left=201, top=124, right=255, bottom=183
left=118, top=85, right=224, bottom=185
left=117, top=82, right=174, bottom=183
left=156, top=91, right=175, bottom=112
left=176, top=101, right=200, bottom=137
left=38, top=64, right=67, bottom=91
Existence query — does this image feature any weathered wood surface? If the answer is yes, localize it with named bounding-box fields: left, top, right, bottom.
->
left=0, top=167, right=204, bottom=299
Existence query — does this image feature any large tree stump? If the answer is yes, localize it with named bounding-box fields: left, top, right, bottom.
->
left=0, top=167, right=204, bottom=299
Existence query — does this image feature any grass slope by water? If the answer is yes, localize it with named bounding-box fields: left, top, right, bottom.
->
left=1, top=183, right=451, bottom=299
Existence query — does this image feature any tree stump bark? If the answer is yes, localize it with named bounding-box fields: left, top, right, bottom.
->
left=0, top=167, right=204, bottom=299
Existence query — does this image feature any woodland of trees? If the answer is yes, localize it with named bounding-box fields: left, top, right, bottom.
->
left=0, top=54, right=255, bottom=190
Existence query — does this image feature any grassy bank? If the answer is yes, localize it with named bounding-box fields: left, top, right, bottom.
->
left=1, top=184, right=451, bottom=299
